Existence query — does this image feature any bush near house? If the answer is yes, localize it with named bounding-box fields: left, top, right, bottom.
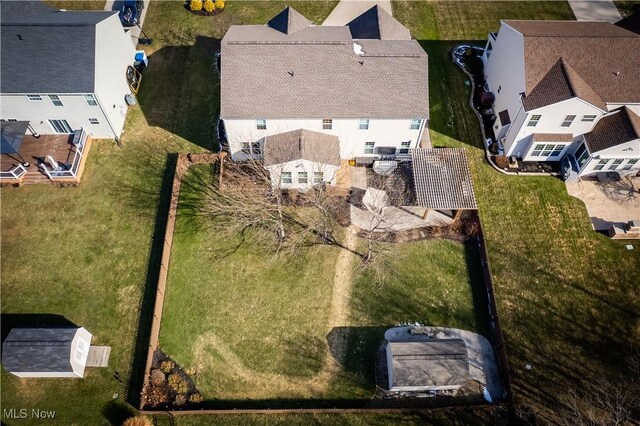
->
left=189, top=0, right=202, bottom=12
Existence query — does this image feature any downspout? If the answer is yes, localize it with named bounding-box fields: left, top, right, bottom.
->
left=94, top=93, right=122, bottom=147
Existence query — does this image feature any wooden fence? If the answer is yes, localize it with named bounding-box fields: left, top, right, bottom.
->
left=139, top=152, right=226, bottom=409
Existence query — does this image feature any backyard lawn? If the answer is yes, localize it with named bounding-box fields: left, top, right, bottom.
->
left=158, top=165, right=481, bottom=405
left=394, top=1, right=640, bottom=420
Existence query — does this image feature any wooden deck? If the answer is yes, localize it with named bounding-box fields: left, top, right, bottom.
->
left=1, top=133, right=92, bottom=186
left=86, top=346, right=111, bottom=368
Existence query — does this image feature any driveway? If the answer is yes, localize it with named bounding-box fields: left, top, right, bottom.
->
left=323, top=0, right=392, bottom=26
left=568, top=0, right=621, bottom=22
left=566, top=176, right=640, bottom=231
left=104, top=0, right=151, bottom=46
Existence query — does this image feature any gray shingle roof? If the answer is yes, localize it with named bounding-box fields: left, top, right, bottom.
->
left=388, top=339, right=470, bottom=389
left=347, top=5, right=411, bottom=40
left=584, top=107, right=640, bottom=153
left=263, top=129, right=340, bottom=166
left=2, top=328, right=78, bottom=373
left=1, top=4, right=117, bottom=94
left=221, top=8, right=428, bottom=119
left=504, top=20, right=640, bottom=107
left=267, top=6, right=311, bottom=34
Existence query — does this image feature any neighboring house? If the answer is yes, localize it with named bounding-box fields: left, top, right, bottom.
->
left=2, top=327, right=93, bottom=378
left=386, top=339, right=471, bottom=392
left=220, top=6, right=429, bottom=188
left=1, top=1, right=136, bottom=139
left=481, top=20, right=640, bottom=177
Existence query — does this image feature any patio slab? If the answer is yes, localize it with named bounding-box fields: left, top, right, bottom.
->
left=565, top=176, right=640, bottom=231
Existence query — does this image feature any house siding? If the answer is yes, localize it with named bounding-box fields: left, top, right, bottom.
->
left=224, top=118, right=425, bottom=161
left=266, top=159, right=340, bottom=189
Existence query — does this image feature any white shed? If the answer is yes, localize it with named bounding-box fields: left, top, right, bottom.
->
left=2, top=327, right=93, bottom=378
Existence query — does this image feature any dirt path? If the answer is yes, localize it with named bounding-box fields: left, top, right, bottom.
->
left=191, top=228, right=360, bottom=397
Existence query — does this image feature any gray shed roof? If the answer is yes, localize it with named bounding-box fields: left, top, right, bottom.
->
left=221, top=7, right=428, bottom=119
left=263, top=129, right=341, bottom=166
left=388, top=339, right=470, bottom=389
left=1, top=3, right=117, bottom=94
left=2, top=328, right=79, bottom=373
left=411, top=148, right=478, bottom=210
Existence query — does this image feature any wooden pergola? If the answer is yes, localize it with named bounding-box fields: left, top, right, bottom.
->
left=410, top=148, right=478, bottom=220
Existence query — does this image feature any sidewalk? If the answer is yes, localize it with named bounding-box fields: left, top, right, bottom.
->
left=322, top=0, right=392, bottom=26
left=568, top=0, right=621, bottom=22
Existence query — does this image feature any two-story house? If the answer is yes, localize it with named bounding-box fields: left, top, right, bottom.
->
left=220, top=6, right=429, bottom=188
left=1, top=2, right=136, bottom=140
left=481, top=20, right=640, bottom=177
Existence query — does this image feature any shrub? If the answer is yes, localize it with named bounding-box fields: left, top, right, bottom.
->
left=214, top=0, right=225, bottom=9
left=174, top=394, right=187, bottom=406
left=159, top=360, right=175, bottom=373
left=189, top=0, right=202, bottom=11
left=150, top=369, right=165, bottom=385
left=168, top=373, right=189, bottom=394
left=122, top=416, right=152, bottom=426
left=189, top=392, right=204, bottom=403
left=203, top=0, right=216, bottom=13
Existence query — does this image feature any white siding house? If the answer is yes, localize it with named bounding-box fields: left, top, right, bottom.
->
left=220, top=6, right=429, bottom=185
left=482, top=20, right=640, bottom=177
left=0, top=4, right=136, bottom=139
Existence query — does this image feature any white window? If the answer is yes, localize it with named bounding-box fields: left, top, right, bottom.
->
left=594, top=159, right=609, bottom=171
left=49, top=95, right=63, bottom=106
left=48, top=119, right=73, bottom=133
left=560, top=115, right=576, bottom=128
left=256, top=119, right=267, bottom=130
left=622, top=159, right=638, bottom=170
left=88, top=118, right=99, bottom=124
left=364, top=141, right=375, bottom=154
left=298, top=172, right=308, bottom=184
left=358, top=119, right=370, bottom=130
left=83, top=94, right=98, bottom=106
left=607, top=159, right=624, bottom=171
left=281, top=172, right=292, bottom=184
left=527, top=114, right=541, bottom=127
left=581, top=115, right=597, bottom=122
left=26, top=94, right=42, bottom=101
left=410, top=118, right=421, bottom=130
left=313, top=172, right=324, bottom=184
left=240, top=142, right=261, bottom=156
left=322, top=119, right=332, bottom=130
left=531, top=143, right=565, bottom=157
left=251, top=142, right=261, bottom=155
left=398, top=141, right=411, bottom=155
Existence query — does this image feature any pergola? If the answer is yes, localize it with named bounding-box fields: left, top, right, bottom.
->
left=411, top=148, right=478, bottom=217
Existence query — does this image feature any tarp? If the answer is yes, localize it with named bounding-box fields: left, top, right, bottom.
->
left=0, top=121, right=29, bottom=155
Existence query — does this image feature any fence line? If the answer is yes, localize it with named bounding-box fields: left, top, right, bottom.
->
left=139, top=152, right=226, bottom=410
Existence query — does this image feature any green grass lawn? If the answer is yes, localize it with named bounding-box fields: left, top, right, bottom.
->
left=399, top=2, right=640, bottom=420
left=158, top=166, right=481, bottom=405
left=44, top=0, right=106, bottom=10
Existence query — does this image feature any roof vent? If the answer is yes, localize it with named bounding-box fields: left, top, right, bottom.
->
left=16, top=34, right=23, bottom=40
left=288, top=71, right=294, bottom=77
left=353, top=42, right=364, bottom=55
left=614, top=71, right=620, bottom=76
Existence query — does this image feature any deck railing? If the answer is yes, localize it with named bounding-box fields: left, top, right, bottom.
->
left=41, top=128, right=88, bottom=180
left=0, top=164, right=27, bottom=181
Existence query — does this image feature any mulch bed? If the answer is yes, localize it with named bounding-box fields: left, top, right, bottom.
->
left=143, top=349, right=203, bottom=410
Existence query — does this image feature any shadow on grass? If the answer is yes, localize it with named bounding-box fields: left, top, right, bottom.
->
left=124, top=153, right=178, bottom=408
left=1, top=313, right=76, bottom=342
left=101, top=400, right=137, bottom=426
left=137, top=36, right=220, bottom=151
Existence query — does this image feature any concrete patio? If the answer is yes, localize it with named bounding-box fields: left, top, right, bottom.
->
left=565, top=176, right=640, bottom=231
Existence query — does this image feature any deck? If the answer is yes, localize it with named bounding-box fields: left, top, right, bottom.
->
left=1, top=133, right=92, bottom=186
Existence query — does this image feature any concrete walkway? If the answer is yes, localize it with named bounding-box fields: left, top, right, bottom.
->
left=323, top=0, right=392, bottom=26
left=565, top=177, right=640, bottom=231
left=104, top=0, right=151, bottom=46
left=568, top=0, right=621, bottom=22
